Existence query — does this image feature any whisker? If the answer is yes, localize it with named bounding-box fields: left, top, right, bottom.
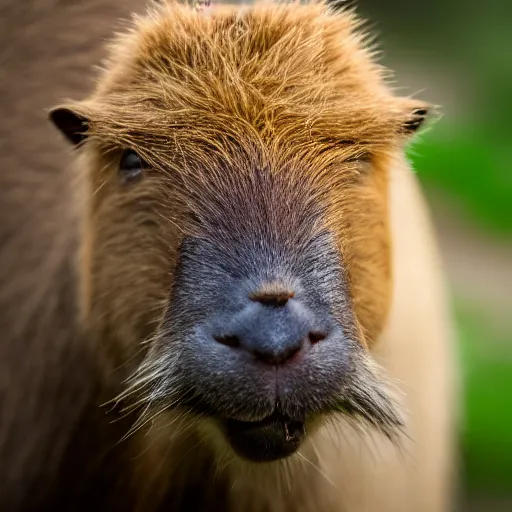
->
left=296, top=451, right=338, bottom=489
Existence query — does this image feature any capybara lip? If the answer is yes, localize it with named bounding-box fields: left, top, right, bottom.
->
left=223, top=412, right=306, bottom=462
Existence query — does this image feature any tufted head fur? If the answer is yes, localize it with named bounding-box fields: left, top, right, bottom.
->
left=50, top=0, right=429, bottom=484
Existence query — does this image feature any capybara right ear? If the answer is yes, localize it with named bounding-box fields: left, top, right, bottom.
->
left=49, top=104, right=90, bottom=146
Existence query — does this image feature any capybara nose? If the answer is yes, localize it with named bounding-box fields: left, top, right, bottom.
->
left=212, top=290, right=328, bottom=365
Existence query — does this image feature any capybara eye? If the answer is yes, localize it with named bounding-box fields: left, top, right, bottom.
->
left=119, top=149, right=147, bottom=183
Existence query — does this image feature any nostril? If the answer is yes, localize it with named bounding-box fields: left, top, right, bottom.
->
left=308, top=331, right=327, bottom=344
left=214, top=334, right=241, bottom=348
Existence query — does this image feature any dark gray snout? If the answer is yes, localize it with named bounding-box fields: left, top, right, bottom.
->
left=209, top=289, right=329, bottom=366
left=146, top=197, right=403, bottom=462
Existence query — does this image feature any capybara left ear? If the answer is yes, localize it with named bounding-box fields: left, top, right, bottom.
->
left=49, top=104, right=91, bottom=146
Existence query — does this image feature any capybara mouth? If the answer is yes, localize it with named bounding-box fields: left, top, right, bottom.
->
left=223, top=412, right=307, bottom=462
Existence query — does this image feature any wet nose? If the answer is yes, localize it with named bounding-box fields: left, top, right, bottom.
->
left=212, top=291, right=327, bottom=365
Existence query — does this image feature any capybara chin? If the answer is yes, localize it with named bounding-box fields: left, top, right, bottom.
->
left=0, top=0, right=458, bottom=510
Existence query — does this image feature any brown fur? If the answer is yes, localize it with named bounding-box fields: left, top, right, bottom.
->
left=0, top=1, right=457, bottom=510
left=60, top=0, right=426, bottom=351
left=0, top=1, right=155, bottom=509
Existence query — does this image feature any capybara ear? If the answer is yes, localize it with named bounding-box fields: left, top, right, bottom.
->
left=49, top=103, right=91, bottom=146
left=397, top=98, right=433, bottom=135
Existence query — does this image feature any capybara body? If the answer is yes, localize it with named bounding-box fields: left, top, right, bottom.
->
left=0, top=1, right=458, bottom=511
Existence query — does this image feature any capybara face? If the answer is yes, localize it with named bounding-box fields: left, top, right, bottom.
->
left=51, top=1, right=428, bottom=461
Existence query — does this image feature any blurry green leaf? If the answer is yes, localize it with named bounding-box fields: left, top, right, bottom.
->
left=455, top=300, right=512, bottom=492
left=408, top=126, right=512, bottom=234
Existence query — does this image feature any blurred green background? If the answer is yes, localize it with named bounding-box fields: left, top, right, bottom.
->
left=356, top=0, right=512, bottom=509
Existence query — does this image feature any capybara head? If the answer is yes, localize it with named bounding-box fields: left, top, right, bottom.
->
left=50, top=1, right=428, bottom=462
